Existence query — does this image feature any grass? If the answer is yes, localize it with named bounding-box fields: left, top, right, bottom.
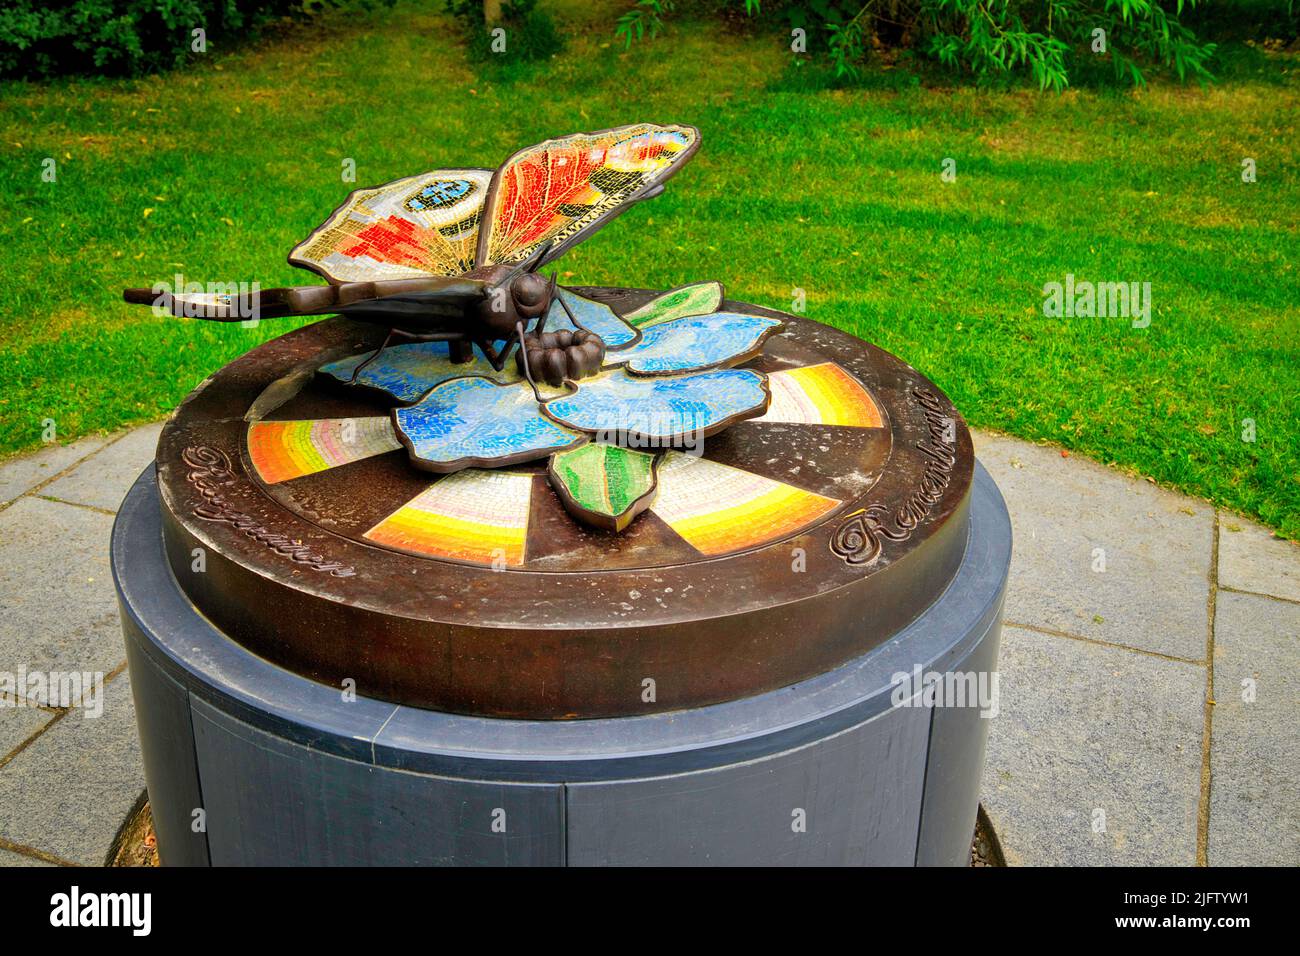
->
left=1, top=1, right=1297, bottom=536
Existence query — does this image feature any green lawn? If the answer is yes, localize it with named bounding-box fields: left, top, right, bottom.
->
left=2, top=1, right=1297, bottom=535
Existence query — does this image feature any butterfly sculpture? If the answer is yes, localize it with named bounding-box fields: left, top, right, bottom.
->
left=124, top=123, right=703, bottom=392
left=124, top=124, right=797, bottom=536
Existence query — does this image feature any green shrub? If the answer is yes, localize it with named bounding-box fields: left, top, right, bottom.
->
left=445, top=0, right=564, bottom=65
left=0, top=0, right=331, bottom=79
left=1183, top=0, right=1297, bottom=41
left=617, top=0, right=1225, bottom=89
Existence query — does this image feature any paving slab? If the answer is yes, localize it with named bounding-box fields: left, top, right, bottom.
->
left=973, top=431, right=1213, bottom=660
left=0, top=421, right=1292, bottom=867
left=0, top=673, right=144, bottom=866
left=981, top=625, right=1204, bottom=866
left=0, top=847, right=56, bottom=866
left=0, top=436, right=111, bottom=508
left=0, top=704, right=53, bottom=759
left=1217, top=515, right=1300, bottom=604
left=1208, top=590, right=1300, bottom=866
left=42, top=423, right=163, bottom=513
left=0, top=497, right=121, bottom=706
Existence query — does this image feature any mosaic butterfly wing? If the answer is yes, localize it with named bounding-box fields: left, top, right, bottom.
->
left=127, top=127, right=701, bottom=334
left=289, top=168, right=493, bottom=282
left=476, top=124, right=701, bottom=268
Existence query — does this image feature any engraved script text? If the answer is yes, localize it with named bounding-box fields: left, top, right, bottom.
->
left=831, top=388, right=957, bottom=566
left=182, top=445, right=356, bottom=578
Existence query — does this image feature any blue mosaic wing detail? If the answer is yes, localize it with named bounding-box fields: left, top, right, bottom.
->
left=609, top=312, right=781, bottom=375
left=319, top=342, right=517, bottom=404
left=543, top=368, right=769, bottom=443
left=394, top=378, right=584, bottom=470
left=544, top=288, right=638, bottom=348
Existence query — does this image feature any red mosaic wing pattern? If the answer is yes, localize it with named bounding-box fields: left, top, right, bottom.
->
left=477, top=124, right=700, bottom=267
left=290, top=169, right=492, bottom=282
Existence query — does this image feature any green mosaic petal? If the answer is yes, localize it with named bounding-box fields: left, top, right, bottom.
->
left=547, top=444, right=659, bottom=532
left=623, top=282, right=723, bottom=329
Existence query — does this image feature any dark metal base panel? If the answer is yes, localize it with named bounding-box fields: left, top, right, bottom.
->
left=113, top=462, right=1010, bottom=866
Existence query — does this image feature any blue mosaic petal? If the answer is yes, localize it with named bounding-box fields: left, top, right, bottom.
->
left=543, top=368, right=769, bottom=444
left=608, top=312, right=782, bottom=375
left=395, top=378, right=584, bottom=471
left=320, top=341, right=517, bottom=404
left=543, top=288, right=638, bottom=348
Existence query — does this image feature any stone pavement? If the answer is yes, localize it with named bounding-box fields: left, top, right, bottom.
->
left=0, top=422, right=1296, bottom=866
left=0, top=425, right=162, bottom=866
left=974, top=432, right=1299, bottom=867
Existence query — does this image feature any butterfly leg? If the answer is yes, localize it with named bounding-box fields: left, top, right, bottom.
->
left=515, top=322, right=544, bottom=402
left=449, top=339, right=474, bottom=364
left=348, top=328, right=471, bottom=384
left=553, top=282, right=595, bottom=338
left=474, top=319, right=532, bottom=373
left=475, top=336, right=506, bottom=372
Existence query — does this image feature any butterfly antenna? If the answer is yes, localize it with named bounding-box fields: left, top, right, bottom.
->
left=515, top=321, right=545, bottom=403
left=485, top=241, right=555, bottom=300
left=554, top=280, right=594, bottom=337
left=348, top=328, right=398, bottom=385
left=522, top=241, right=554, bottom=274
left=529, top=273, right=559, bottom=338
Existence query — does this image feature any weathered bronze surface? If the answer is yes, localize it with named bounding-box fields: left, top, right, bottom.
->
left=155, top=288, right=974, bottom=718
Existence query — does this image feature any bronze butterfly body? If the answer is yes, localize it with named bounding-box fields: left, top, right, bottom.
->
left=123, top=123, right=701, bottom=388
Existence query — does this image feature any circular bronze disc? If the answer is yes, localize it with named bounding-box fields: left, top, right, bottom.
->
left=155, top=288, right=974, bottom=718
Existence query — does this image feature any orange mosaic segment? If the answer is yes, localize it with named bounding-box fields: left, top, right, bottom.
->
left=247, top=418, right=402, bottom=484
left=756, top=363, right=883, bottom=428
left=649, top=453, right=839, bottom=556
left=363, top=470, right=532, bottom=567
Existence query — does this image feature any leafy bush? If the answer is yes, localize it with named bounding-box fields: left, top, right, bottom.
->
left=445, top=0, right=564, bottom=65
left=0, top=0, right=326, bottom=79
left=616, top=0, right=1224, bottom=89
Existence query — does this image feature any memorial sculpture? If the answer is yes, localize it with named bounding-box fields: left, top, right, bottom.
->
left=113, top=124, right=1007, bottom=865
left=118, top=120, right=985, bottom=715
left=125, top=124, right=820, bottom=535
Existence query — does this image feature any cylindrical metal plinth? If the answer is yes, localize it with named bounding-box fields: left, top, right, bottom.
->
left=113, top=462, right=1009, bottom=866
